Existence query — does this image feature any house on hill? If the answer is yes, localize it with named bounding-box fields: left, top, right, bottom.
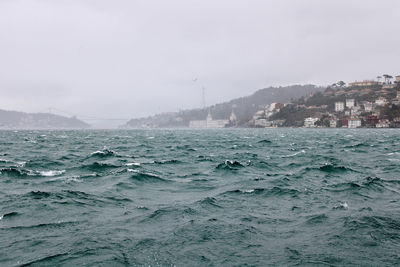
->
left=348, top=80, right=381, bottom=87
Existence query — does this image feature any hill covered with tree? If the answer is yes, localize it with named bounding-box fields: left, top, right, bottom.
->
left=0, top=109, right=90, bottom=129
left=123, top=85, right=324, bottom=128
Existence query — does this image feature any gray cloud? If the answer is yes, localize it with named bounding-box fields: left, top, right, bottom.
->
left=1, top=0, right=399, bottom=127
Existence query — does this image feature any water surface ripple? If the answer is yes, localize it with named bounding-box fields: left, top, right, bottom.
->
left=1, top=129, right=400, bottom=266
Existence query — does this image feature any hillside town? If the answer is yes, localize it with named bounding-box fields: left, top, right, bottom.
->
left=124, top=76, right=400, bottom=129
left=250, top=74, right=400, bottom=128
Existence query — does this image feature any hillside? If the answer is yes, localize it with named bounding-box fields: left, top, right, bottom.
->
left=123, top=84, right=324, bottom=128
left=0, top=109, right=90, bottom=129
left=270, top=81, right=400, bottom=127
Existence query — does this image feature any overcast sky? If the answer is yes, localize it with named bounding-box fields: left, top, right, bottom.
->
left=1, top=0, right=399, bottom=127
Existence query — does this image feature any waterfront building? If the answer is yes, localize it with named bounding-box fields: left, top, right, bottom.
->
left=304, top=117, right=319, bottom=128
left=366, top=115, right=379, bottom=127
left=229, top=110, right=237, bottom=124
left=348, top=118, right=361, bottom=128
left=351, top=105, right=361, bottom=116
left=348, top=80, right=381, bottom=87
left=346, top=99, right=355, bottom=108
left=362, top=102, right=373, bottom=112
left=376, top=119, right=390, bottom=128
left=254, top=119, right=272, bottom=127
left=335, top=102, right=344, bottom=112
left=329, top=119, right=337, bottom=128
left=382, top=84, right=396, bottom=89
left=396, top=75, right=400, bottom=82
left=189, top=112, right=229, bottom=128
left=375, top=97, right=388, bottom=106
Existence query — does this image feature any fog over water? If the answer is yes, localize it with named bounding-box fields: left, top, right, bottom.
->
left=1, top=0, right=399, bottom=127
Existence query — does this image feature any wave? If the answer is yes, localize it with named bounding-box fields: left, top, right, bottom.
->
left=319, top=164, right=354, bottom=173
left=344, top=215, right=400, bottom=233
left=130, top=172, right=169, bottom=183
left=0, top=167, right=30, bottom=177
left=18, top=252, right=69, bottom=266
left=152, top=159, right=183, bottom=165
left=28, top=191, right=52, bottom=199
left=344, top=143, right=371, bottom=148
left=38, top=170, right=66, bottom=177
left=223, top=187, right=300, bottom=197
left=0, top=211, right=19, bottom=220
left=305, top=214, right=328, bottom=225
left=333, top=202, right=349, bottom=210
left=0, top=168, right=66, bottom=178
left=216, top=160, right=245, bottom=170
left=328, top=177, right=386, bottom=193
left=89, top=147, right=119, bottom=158
left=198, top=197, right=222, bottom=208
left=5, top=221, right=79, bottom=231
left=257, top=139, right=272, bottom=144
left=81, top=162, right=120, bottom=171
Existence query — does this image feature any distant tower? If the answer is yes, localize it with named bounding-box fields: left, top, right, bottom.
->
left=229, top=109, right=237, bottom=123
left=206, top=111, right=213, bottom=121
left=193, top=77, right=206, bottom=109
left=202, top=86, right=206, bottom=109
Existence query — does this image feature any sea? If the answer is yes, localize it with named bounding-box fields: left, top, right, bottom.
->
left=1, top=129, right=400, bottom=266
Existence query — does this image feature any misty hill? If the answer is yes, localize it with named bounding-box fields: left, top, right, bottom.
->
left=0, top=109, right=90, bottom=129
left=123, top=85, right=324, bottom=128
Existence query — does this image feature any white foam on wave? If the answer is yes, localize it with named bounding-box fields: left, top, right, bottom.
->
left=334, top=202, right=349, bottom=210
left=38, top=170, right=66, bottom=177
left=244, top=189, right=255, bottom=193
left=90, top=150, right=105, bottom=155
left=281, top=150, right=306, bottom=158
left=125, top=162, right=141, bottom=166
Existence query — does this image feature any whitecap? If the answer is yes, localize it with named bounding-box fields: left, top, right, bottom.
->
left=244, top=189, right=255, bottom=193
left=281, top=150, right=306, bottom=158
left=125, top=162, right=141, bottom=166
left=38, top=170, right=66, bottom=177
left=90, top=150, right=105, bottom=155
left=334, top=202, right=349, bottom=210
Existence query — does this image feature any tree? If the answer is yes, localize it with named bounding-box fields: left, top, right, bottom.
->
left=383, top=74, right=393, bottom=84
left=337, top=81, right=346, bottom=87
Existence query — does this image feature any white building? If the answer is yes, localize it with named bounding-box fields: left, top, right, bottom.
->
left=304, top=117, right=319, bottom=128
left=351, top=105, right=361, bottom=116
left=363, top=102, right=373, bottom=112
left=254, top=119, right=273, bottom=127
left=189, top=113, right=229, bottom=128
left=375, top=97, right=388, bottom=106
left=229, top=110, right=237, bottom=123
left=348, top=118, right=361, bottom=128
left=330, top=119, right=337, bottom=128
left=376, top=119, right=390, bottom=128
left=335, top=102, right=344, bottom=112
left=346, top=99, right=355, bottom=108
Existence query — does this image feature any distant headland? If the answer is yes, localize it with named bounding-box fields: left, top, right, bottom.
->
left=122, top=74, right=400, bottom=129
left=0, top=109, right=90, bottom=129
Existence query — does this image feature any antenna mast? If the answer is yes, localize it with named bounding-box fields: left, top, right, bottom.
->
left=202, top=86, right=206, bottom=109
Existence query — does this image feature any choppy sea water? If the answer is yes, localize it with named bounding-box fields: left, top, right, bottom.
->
left=1, top=129, right=400, bottom=266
